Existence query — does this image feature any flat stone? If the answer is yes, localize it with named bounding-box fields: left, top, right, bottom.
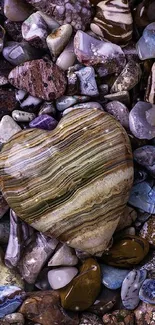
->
left=4, top=0, right=32, bottom=22
left=104, top=91, right=130, bottom=106
left=60, top=258, right=101, bottom=311
left=19, top=291, right=79, bottom=325
left=80, top=313, right=103, bottom=325
left=3, top=41, right=39, bottom=66
left=111, top=62, right=142, bottom=93
left=0, top=115, right=21, bottom=144
left=8, top=58, right=67, bottom=101
left=103, top=310, right=135, bottom=325
left=76, top=67, right=99, bottom=97
left=12, top=110, right=35, bottom=122
left=47, top=24, right=72, bottom=59
left=29, top=114, right=58, bottom=130
left=48, top=267, right=78, bottom=289
left=139, top=279, right=155, bottom=304
left=0, top=286, right=25, bottom=319
left=105, top=101, right=129, bottom=129
left=74, top=31, right=126, bottom=76
left=101, top=264, right=129, bottom=290
left=22, top=12, right=48, bottom=49
left=48, top=243, right=78, bottom=266
left=121, top=269, right=147, bottom=310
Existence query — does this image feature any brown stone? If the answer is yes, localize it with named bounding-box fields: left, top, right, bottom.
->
left=19, top=291, right=79, bottom=325
left=60, top=258, right=101, bottom=312
left=8, top=58, right=67, bottom=101
left=134, top=301, right=155, bottom=325
left=102, top=309, right=135, bottom=325
left=0, top=88, right=16, bottom=112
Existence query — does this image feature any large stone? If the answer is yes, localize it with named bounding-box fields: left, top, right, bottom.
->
left=0, top=109, right=133, bottom=256
left=8, top=58, right=67, bottom=101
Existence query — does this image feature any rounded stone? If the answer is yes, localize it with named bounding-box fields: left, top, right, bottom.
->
left=47, top=24, right=73, bottom=59
left=101, top=264, right=129, bottom=290
left=139, top=279, right=155, bottom=304
left=4, top=0, right=32, bottom=22
left=48, top=267, right=78, bottom=289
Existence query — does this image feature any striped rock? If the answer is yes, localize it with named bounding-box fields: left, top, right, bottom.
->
left=91, top=0, right=133, bottom=46
left=0, top=109, right=133, bottom=256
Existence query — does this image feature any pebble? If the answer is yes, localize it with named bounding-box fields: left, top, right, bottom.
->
left=0, top=194, right=9, bottom=219
left=129, top=181, right=155, bottom=213
left=63, top=102, right=103, bottom=116
left=4, top=0, right=32, bottom=22
left=60, top=258, right=101, bottom=311
left=116, top=206, right=137, bottom=232
left=3, top=313, right=24, bottom=324
left=47, top=24, right=72, bottom=59
left=139, top=279, right=155, bottom=304
left=15, top=89, right=42, bottom=112
left=101, top=264, right=129, bottom=290
left=134, top=301, right=155, bottom=325
left=74, top=30, right=126, bottom=76
left=56, top=39, right=76, bottom=71
left=80, top=313, right=103, bottom=325
left=111, top=61, right=142, bottom=93
left=134, top=145, right=155, bottom=176
left=129, top=101, right=155, bottom=139
left=35, top=267, right=51, bottom=291
left=66, top=69, right=80, bottom=95
left=123, top=42, right=139, bottom=63
left=145, top=62, right=155, bottom=104
left=4, top=20, right=22, bottom=42
left=137, top=22, right=155, bottom=60
left=48, top=267, right=78, bottom=290
left=102, top=235, right=149, bottom=268
left=0, top=115, right=21, bottom=144
left=76, top=67, right=99, bottom=97
left=140, top=216, right=155, bottom=247
left=48, top=243, right=78, bottom=266
left=19, top=290, right=79, bottom=325
left=102, top=309, right=135, bottom=325
left=38, top=101, right=56, bottom=117
left=0, top=248, right=24, bottom=288
left=121, top=269, right=147, bottom=310
left=0, top=286, right=25, bottom=319
left=12, top=110, right=35, bottom=122
left=29, top=114, right=58, bottom=130
left=25, top=0, right=92, bottom=32
left=56, top=95, right=90, bottom=111
left=0, top=220, right=9, bottom=243
left=104, top=91, right=130, bottom=106
left=8, top=58, right=67, bottom=101
left=139, top=250, right=155, bottom=278
left=91, top=0, right=133, bottom=46
left=134, top=0, right=155, bottom=27
left=105, top=101, right=129, bottom=129
left=0, top=25, right=5, bottom=52
left=18, top=233, right=58, bottom=284
left=22, top=12, right=48, bottom=49
left=37, top=11, right=60, bottom=30
left=3, top=41, right=39, bottom=66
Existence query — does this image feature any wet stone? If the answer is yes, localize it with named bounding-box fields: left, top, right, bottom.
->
left=76, top=67, right=99, bottom=97
left=145, top=62, right=155, bottom=104
left=137, top=22, right=155, bottom=60
left=63, top=102, right=103, bottom=116
left=0, top=116, right=21, bottom=144
left=74, top=31, right=126, bottom=77
left=47, top=24, right=72, bottom=59
left=48, top=267, right=78, bottom=290
left=12, top=110, right=35, bottom=122
left=56, top=39, right=76, bottom=71
left=139, top=279, right=155, bottom=304
left=0, top=286, right=25, bottom=319
left=29, top=114, right=58, bottom=131
left=22, top=12, right=48, bottom=49
left=102, top=309, right=135, bottom=325
left=129, top=181, right=155, bottom=213
left=3, top=41, right=39, bottom=66
left=101, top=264, right=129, bottom=290
left=8, top=59, right=67, bottom=101
left=121, top=269, right=147, bottom=310
left=48, top=243, right=78, bottom=266
left=4, top=20, right=22, bottom=42
left=80, top=313, right=103, bottom=325
left=105, top=101, right=129, bottom=129
left=56, top=95, right=90, bottom=111
left=134, top=301, right=155, bottom=325
left=134, top=145, right=155, bottom=176
left=4, top=0, right=32, bottom=22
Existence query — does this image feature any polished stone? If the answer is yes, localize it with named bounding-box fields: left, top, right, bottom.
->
left=101, top=264, right=129, bottom=290
left=56, top=95, right=90, bottom=111
left=76, top=67, right=99, bottom=97
left=134, top=145, right=155, bottom=176
left=56, top=39, right=76, bottom=71
left=47, top=24, right=72, bottom=58
left=0, top=116, right=21, bottom=144
left=48, top=267, right=78, bottom=289
left=48, top=243, right=78, bottom=266
left=129, top=181, right=155, bottom=213
left=105, top=101, right=129, bottom=129
left=22, top=12, right=48, bottom=49
left=140, top=216, right=155, bottom=246
left=3, top=41, right=39, bottom=66
left=12, top=110, right=35, bottom=122
left=0, top=286, right=25, bottom=319
left=29, top=114, right=58, bottom=130
left=137, top=22, right=155, bottom=60
left=4, top=0, right=32, bottom=22
left=139, top=279, right=155, bottom=304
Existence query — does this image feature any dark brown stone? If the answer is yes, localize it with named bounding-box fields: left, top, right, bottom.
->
left=134, top=301, right=155, bottom=325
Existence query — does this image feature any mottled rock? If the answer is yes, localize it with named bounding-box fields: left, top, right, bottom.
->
left=56, top=39, right=76, bottom=71
left=139, top=279, right=155, bottom=304
left=80, top=313, right=103, bottom=325
left=76, top=67, right=99, bottom=97
left=4, top=20, right=22, bottom=42
left=3, top=41, right=39, bottom=66
left=0, top=286, right=25, bottom=319
left=134, top=145, right=155, bottom=176
left=19, top=290, right=79, bottom=325
left=134, top=301, right=155, bottom=324
left=74, top=31, right=126, bottom=76
left=4, top=0, right=32, bottom=22
left=0, top=116, right=21, bottom=144
left=8, top=59, right=67, bottom=101
left=12, top=110, right=35, bottom=122
left=105, top=101, right=129, bottom=129
left=3, top=313, right=24, bottom=324
left=102, top=235, right=149, bottom=268
left=137, top=22, right=155, bottom=60
left=101, top=264, right=129, bottom=290
left=138, top=250, right=155, bottom=279
left=145, top=62, right=155, bottom=104
left=47, top=24, right=72, bottom=59
left=102, top=309, right=135, bottom=325
left=60, top=258, right=101, bottom=311
left=48, top=267, right=78, bottom=290
left=121, top=269, right=147, bottom=310
left=22, top=12, right=48, bottom=49
left=91, top=0, right=133, bottom=46
left=116, top=206, right=137, bottom=232
left=48, top=243, right=78, bottom=266
left=29, top=114, right=58, bottom=130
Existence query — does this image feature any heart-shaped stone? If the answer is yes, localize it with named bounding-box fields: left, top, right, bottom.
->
left=0, top=109, right=133, bottom=255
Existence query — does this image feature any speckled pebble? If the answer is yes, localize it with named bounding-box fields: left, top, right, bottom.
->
left=12, top=110, right=35, bottom=122
left=139, top=279, right=155, bottom=304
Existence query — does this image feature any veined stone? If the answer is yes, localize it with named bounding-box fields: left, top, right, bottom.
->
left=0, top=109, right=133, bottom=255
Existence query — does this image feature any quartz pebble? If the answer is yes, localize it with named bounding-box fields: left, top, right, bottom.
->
left=56, top=39, right=76, bottom=71
left=22, top=12, right=48, bottom=49
left=15, top=89, right=42, bottom=112
left=19, top=291, right=79, bottom=325
left=140, top=216, right=155, bottom=246
left=137, top=22, right=155, bottom=60
left=105, top=101, right=129, bottom=129
left=3, top=41, right=39, bottom=66
left=0, top=194, right=9, bottom=219
left=4, top=0, right=32, bottom=22
left=139, top=279, right=155, bottom=304
left=48, top=243, right=78, bottom=266
left=48, top=267, right=78, bottom=290
left=0, top=286, right=25, bottom=319
left=12, top=110, right=35, bottom=122
left=134, top=301, right=155, bottom=325
left=129, top=181, right=155, bottom=213
left=76, top=67, right=99, bottom=97
left=111, top=62, right=142, bottom=93
left=145, top=62, right=155, bottom=104
left=134, top=145, right=155, bottom=176
left=80, top=313, right=103, bottom=325
left=29, top=114, right=58, bottom=130
left=102, top=235, right=149, bottom=268
left=56, top=95, right=90, bottom=111
left=60, top=258, right=101, bottom=311
left=121, top=269, right=147, bottom=310
left=0, top=115, right=21, bottom=144
left=8, top=59, right=67, bottom=101
left=3, top=313, right=24, bottom=324
left=101, top=264, right=129, bottom=290
left=74, top=31, right=126, bottom=76
left=0, top=248, right=24, bottom=288
left=102, top=309, right=135, bottom=325
left=91, top=0, right=133, bottom=46
left=37, top=11, right=60, bottom=30
left=47, top=24, right=72, bottom=59
left=4, top=20, right=22, bottom=42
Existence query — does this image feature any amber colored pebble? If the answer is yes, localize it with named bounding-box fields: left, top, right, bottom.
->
left=60, top=258, right=101, bottom=311
left=102, top=235, right=149, bottom=268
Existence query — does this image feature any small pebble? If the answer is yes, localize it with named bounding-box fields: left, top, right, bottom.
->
left=3, top=41, right=39, bottom=66
left=145, top=62, right=155, bottom=104
left=134, top=301, right=155, bottom=325
left=56, top=39, right=76, bottom=71
left=80, top=312, right=103, bottom=325
left=101, top=264, right=129, bottom=290
left=38, top=101, right=56, bottom=117
left=15, top=89, right=42, bottom=112
left=48, top=267, right=78, bottom=290
left=139, top=279, right=155, bottom=304
left=102, top=309, right=135, bottom=325
left=0, top=286, right=25, bottom=319
left=12, top=110, right=35, bottom=122
left=48, top=243, right=78, bottom=266
left=104, top=91, right=130, bottom=106
left=47, top=24, right=72, bottom=59
left=3, top=313, right=24, bottom=324
left=140, top=216, right=155, bottom=246
left=22, top=12, right=48, bottom=49
left=129, top=181, right=155, bottom=213
left=105, top=101, right=129, bottom=129
left=4, top=0, right=32, bottom=22
left=29, top=114, right=58, bottom=130
left=137, top=22, right=155, bottom=60
left=56, top=95, right=90, bottom=111
left=0, top=115, right=21, bottom=144
left=76, top=67, right=99, bottom=97
left=134, top=145, right=155, bottom=176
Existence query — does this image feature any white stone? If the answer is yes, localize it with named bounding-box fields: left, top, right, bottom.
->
left=56, top=39, right=76, bottom=70
left=48, top=243, right=78, bottom=266
left=47, top=24, right=73, bottom=58
left=48, top=267, right=78, bottom=289
left=12, top=110, right=36, bottom=122
left=0, top=115, right=21, bottom=143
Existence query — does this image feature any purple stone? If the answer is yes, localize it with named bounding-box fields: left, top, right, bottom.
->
left=29, top=114, right=58, bottom=130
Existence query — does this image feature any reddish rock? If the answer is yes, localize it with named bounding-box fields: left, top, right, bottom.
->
left=19, top=291, right=79, bottom=325
left=8, top=58, right=67, bottom=101
left=134, top=301, right=155, bottom=325
left=0, top=88, right=16, bottom=112
left=102, top=309, right=135, bottom=325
